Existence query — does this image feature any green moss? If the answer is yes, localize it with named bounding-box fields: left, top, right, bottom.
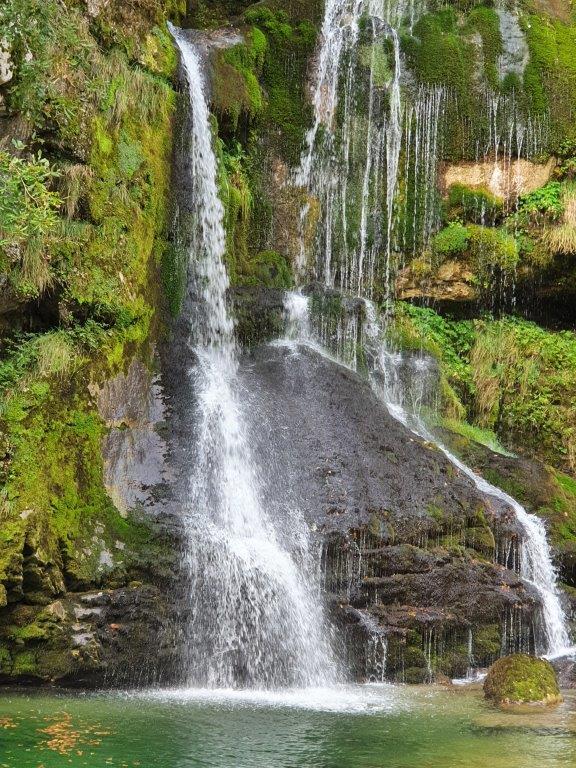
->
left=446, top=184, right=503, bottom=225
left=474, top=624, right=501, bottom=662
left=522, top=14, right=576, bottom=146
left=0, top=0, right=178, bottom=610
left=484, top=654, right=561, bottom=705
left=11, top=649, right=37, bottom=676
left=212, top=29, right=267, bottom=126
left=468, top=224, right=519, bottom=274
left=432, top=222, right=470, bottom=258
left=238, top=250, right=293, bottom=288
left=465, top=6, right=503, bottom=88
left=403, top=9, right=475, bottom=100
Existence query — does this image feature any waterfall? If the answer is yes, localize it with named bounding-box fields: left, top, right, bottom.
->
left=296, top=0, right=427, bottom=295
left=285, top=291, right=572, bottom=658
left=361, top=304, right=571, bottom=657
left=289, top=0, right=571, bottom=659
left=171, top=26, right=337, bottom=689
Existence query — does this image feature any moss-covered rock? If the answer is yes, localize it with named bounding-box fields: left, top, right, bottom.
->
left=483, top=654, right=562, bottom=705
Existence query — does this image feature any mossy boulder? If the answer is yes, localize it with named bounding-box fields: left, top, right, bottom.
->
left=483, top=654, right=562, bottom=706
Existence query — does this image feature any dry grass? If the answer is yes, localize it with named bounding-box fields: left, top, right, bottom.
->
left=59, top=163, right=93, bottom=219
left=21, top=238, right=53, bottom=294
left=541, top=185, right=576, bottom=254
left=35, top=332, right=77, bottom=379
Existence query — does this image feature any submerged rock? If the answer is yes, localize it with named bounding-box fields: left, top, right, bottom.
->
left=483, top=654, right=562, bottom=705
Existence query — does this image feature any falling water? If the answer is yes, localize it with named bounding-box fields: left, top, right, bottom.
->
left=289, top=0, right=571, bottom=661
left=285, top=292, right=572, bottom=659
left=171, top=26, right=337, bottom=689
left=402, top=86, right=445, bottom=257
left=363, top=303, right=572, bottom=658
left=296, top=0, right=427, bottom=296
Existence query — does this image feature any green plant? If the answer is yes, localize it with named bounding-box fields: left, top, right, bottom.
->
left=0, top=149, right=61, bottom=250
left=517, top=182, right=564, bottom=221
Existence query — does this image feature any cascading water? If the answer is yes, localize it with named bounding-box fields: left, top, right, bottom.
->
left=284, top=291, right=572, bottom=659
left=361, top=304, right=572, bottom=658
left=296, top=0, right=427, bottom=296
left=171, top=26, right=337, bottom=689
left=289, top=0, right=572, bottom=661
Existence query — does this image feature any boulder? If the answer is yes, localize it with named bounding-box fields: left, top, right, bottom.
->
left=483, top=653, right=562, bottom=705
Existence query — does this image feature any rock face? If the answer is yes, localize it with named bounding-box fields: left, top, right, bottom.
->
left=484, top=654, right=562, bottom=705
left=440, top=158, right=555, bottom=203
left=0, top=586, right=184, bottom=687
left=396, top=260, right=477, bottom=305
left=0, top=40, right=13, bottom=86
left=239, top=343, right=540, bottom=681
left=94, top=358, right=169, bottom=517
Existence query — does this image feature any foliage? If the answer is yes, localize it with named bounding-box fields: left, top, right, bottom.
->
left=517, top=182, right=564, bottom=221
left=393, top=304, right=576, bottom=471
left=0, top=150, right=61, bottom=249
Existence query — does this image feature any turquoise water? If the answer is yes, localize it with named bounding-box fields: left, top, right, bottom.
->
left=0, top=684, right=574, bottom=767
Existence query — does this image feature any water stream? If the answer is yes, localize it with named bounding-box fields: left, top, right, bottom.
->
left=171, top=27, right=337, bottom=689
left=290, top=0, right=572, bottom=660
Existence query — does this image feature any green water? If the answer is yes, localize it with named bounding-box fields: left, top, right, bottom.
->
left=0, top=684, right=574, bottom=768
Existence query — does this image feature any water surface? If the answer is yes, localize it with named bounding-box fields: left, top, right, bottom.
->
left=0, top=684, right=574, bottom=767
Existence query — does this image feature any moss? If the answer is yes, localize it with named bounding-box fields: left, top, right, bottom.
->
left=432, top=222, right=470, bottom=258
left=0, top=0, right=178, bottom=613
left=465, top=6, right=503, bottom=88
left=445, top=184, right=503, bottom=225
left=212, top=29, right=267, bottom=126
left=244, top=6, right=317, bottom=163
left=402, top=9, right=475, bottom=101
left=11, top=649, right=37, bottom=676
left=522, top=14, right=576, bottom=147
left=474, top=624, right=501, bottom=662
left=484, top=654, right=561, bottom=705
left=237, top=250, right=293, bottom=288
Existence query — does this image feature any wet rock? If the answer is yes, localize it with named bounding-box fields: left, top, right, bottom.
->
left=0, top=40, right=13, bottom=86
left=484, top=654, right=562, bottom=705
left=93, top=358, right=168, bottom=517
left=239, top=343, right=537, bottom=679
left=440, top=158, right=555, bottom=203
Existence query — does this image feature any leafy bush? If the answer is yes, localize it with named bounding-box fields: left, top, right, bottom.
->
left=0, top=150, right=61, bottom=251
left=517, top=182, right=564, bottom=221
